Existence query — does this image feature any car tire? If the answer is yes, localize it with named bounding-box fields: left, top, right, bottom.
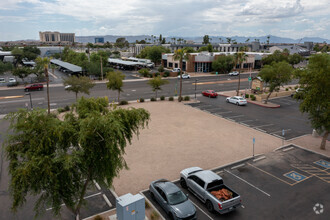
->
left=38, top=88, right=41, bottom=91
left=226, top=99, right=229, bottom=103
left=206, top=200, right=214, bottom=213
left=169, top=213, right=175, bottom=220
left=236, top=102, right=239, bottom=106
left=209, top=95, right=211, bottom=98
left=180, top=178, right=187, bottom=189
left=25, top=89, right=28, bottom=92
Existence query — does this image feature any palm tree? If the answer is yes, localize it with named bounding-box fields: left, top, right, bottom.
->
left=233, top=52, right=248, bottom=96
left=36, top=57, right=51, bottom=114
left=173, top=48, right=190, bottom=102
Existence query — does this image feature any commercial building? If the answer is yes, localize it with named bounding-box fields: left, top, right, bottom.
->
left=95, top=37, right=105, bottom=43
left=162, top=52, right=270, bottom=73
left=39, top=31, right=75, bottom=44
left=269, top=45, right=310, bottom=56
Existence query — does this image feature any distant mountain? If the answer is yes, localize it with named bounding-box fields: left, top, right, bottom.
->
left=76, top=35, right=330, bottom=44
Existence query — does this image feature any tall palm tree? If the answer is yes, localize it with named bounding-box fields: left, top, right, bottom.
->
left=36, top=57, right=51, bottom=114
left=173, top=48, right=190, bottom=102
left=233, top=52, right=248, bottom=96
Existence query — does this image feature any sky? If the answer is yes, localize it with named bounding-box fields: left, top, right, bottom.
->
left=0, top=0, right=329, bottom=41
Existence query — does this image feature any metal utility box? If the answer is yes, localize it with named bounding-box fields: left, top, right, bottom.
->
left=116, top=193, right=145, bottom=220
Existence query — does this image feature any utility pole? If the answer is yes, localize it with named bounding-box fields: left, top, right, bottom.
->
left=100, top=56, right=103, bottom=81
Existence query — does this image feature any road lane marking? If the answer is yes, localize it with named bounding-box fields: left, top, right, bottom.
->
left=239, top=120, right=253, bottom=123
left=48, top=71, right=58, bottom=79
left=227, top=115, right=244, bottom=119
left=216, top=111, right=232, bottom=114
left=0, top=95, right=24, bottom=100
left=0, top=97, right=45, bottom=104
left=225, top=169, right=271, bottom=197
left=194, top=78, right=248, bottom=85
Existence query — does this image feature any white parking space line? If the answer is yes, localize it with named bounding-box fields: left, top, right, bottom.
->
left=225, top=169, right=271, bottom=197
left=227, top=115, right=244, bottom=119
left=102, top=194, right=112, bottom=207
left=271, top=129, right=291, bottom=134
left=252, top=124, right=273, bottom=128
left=189, top=200, right=214, bottom=220
left=48, top=71, right=58, bottom=79
left=239, top=120, right=253, bottom=123
left=216, top=111, right=232, bottom=114
left=202, top=107, right=219, bottom=111
left=93, top=180, right=101, bottom=191
left=46, top=192, right=102, bottom=211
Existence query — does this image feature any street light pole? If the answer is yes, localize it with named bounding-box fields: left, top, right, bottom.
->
left=25, top=93, right=33, bottom=110
left=195, top=79, right=198, bottom=99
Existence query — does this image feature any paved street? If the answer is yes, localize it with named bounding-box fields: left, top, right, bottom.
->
left=0, top=73, right=257, bottom=114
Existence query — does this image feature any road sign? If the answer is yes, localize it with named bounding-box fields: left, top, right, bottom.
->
left=248, top=77, right=252, bottom=82
left=282, top=129, right=285, bottom=136
left=216, top=72, right=218, bottom=75
left=253, top=137, right=255, bottom=144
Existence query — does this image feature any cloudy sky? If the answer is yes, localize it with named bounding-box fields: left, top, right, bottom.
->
left=1, top=0, right=329, bottom=41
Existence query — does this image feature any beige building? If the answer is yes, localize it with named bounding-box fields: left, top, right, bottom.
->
left=39, top=31, right=75, bottom=44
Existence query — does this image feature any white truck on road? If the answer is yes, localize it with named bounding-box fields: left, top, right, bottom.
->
left=180, top=167, right=241, bottom=214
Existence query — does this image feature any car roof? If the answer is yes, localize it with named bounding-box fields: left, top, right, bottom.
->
left=155, top=180, right=180, bottom=195
left=194, top=170, right=221, bottom=183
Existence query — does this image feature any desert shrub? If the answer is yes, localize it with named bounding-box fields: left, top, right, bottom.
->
left=294, top=85, right=298, bottom=89
left=245, top=94, right=249, bottom=98
left=151, top=97, right=156, bottom=101
left=93, top=215, right=103, bottom=220
left=64, top=105, right=70, bottom=111
left=169, top=96, right=174, bottom=101
left=250, top=95, right=256, bottom=101
left=150, top=211, right=160, bottom=220
left=160, top=96, right=165, bottom=100
left=158, top=65, right=164, bottom=73
left=184, top=96, right=190, bottom=101
left=154, top=72, right=160, bottom=77
left=138, top=68, right=150, bottom=77
left=178, top=96, right=183, bottom=102
left=119, top=100, right=128, bottom=105
left=145, top=201, right=151, bottom=209
left=163, top=71, right=170, bottom=77
left=139, top=98, right=144, bottom=102
left=285, top=88, right=289, bottom=91
left=57, top=108, right=65, bottom=113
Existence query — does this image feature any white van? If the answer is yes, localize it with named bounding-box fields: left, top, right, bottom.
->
left=172, top=68, right=181, bottom=72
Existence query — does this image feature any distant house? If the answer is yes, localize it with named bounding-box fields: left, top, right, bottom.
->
left=269, top=45, right=310, bottom=56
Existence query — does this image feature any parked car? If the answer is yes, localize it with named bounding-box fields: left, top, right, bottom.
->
left=177, top=73, right=191, bottom=79
left=9, top=78, right=16, bottom=83
left=228, top=71, right=239, bottom=76
left=64, top=85, right=72, bottom=90
left=24, top=84, right=44, bottom=91
left=226, top=96, right=247, bottom=106
left=149, top=179, right=196, bottom=220
left=172, top=68, right=181, bottom=72
left=202, top=90, right=218, bottom=98
left=0, top=78, right=5, bottom=83
left=180, top=167, right=241, bottom=214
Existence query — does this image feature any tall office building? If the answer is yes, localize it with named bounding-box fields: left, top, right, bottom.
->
left=39, top=31, right=75, bottom=43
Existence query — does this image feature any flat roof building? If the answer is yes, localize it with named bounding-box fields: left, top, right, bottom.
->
left=39, top=31, right=75, bottom=44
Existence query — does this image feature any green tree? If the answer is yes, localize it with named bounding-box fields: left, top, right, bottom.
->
left=258, top=61, right=293, bottom=103
left=137, top=46, right=170, bottom=64
left=138, top=68, right=150, bottom=77
left=295, top=54, right=330, bottom=149
left=4, top=97, right=150, bottom=219
left=115, top=37, right=129, bottom=48
left=233, top=52, right=248, bottom=95
left=184, top=47, right=195, bottom=53
left=198, top=44, right=213, bottom=52
left=106, top=71, right=126, bottom=102
left=35, top=57, right=51, bottom=114
left=212, top=55, right=234, bottom=74
left=22, top=46, right=41, bottom=61
left=0, top=61, right=13, bottom=74
left=262, top=50, right=289, bottom=65
left=173, top=48, right=190, bottom=102
left=288, top=53, right=304, bottom=66
left=63, top=76, right=95, bottom=100
left=203, top=35, right=210, bottom=44
left=147, top=76, right=169, bottom=99
left=226, top=37, right=232, bottom=44
left=11, top=47, right=24, bottom=67
left=12, top=66, right=30, bottom=83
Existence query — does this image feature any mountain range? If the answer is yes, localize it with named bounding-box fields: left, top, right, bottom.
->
left=76, top=35, right=330, bottom=44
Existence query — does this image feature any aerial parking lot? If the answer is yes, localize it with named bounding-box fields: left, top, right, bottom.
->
left=142, top=145, right=329, bottom=220
left=187, top=96, right=313, bottom=140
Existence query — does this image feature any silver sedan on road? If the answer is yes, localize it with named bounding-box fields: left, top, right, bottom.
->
left=226, top=96, right=247, bottom=106
left=149, top=179, right=196, bottom=220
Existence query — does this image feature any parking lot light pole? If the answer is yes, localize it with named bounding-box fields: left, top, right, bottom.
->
left=25, top=93, right=33, bottom=110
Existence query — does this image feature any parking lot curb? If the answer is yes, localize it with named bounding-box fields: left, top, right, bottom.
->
left=218, top=93, right=281, bottom=108
left=275, top=144, right=330, bottom=158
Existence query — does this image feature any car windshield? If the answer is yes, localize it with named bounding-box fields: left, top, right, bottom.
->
left=167, top=191, right=187, bottom=205
left=238, top=98, right=245, bottom=100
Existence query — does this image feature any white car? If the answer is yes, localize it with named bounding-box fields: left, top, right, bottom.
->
left=226, top=96, right=247, bottom=106
left=172, top=68, right=181, bottom=72
left=229, top=71, right=239, bottom=76
left=64, top=85, right=72, bottom=89
left=177, top=73, right=190, bottom=79
left=0, top=78, right=5, bottom=83
left=9, top=78, right=16, bottom=83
